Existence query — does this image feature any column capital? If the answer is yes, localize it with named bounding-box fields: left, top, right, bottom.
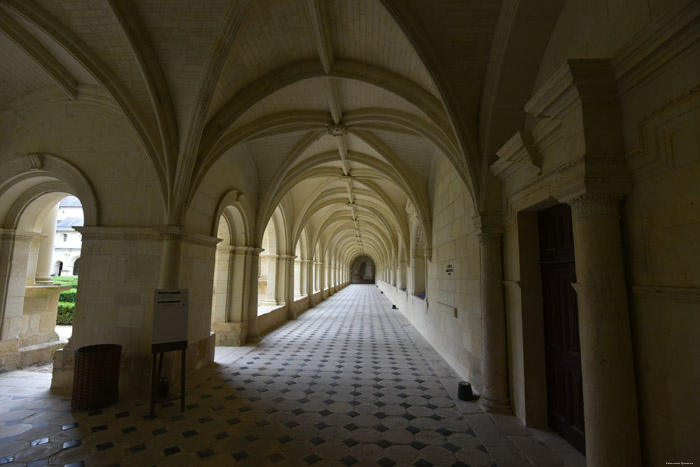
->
left=472, top=211, right=504, bottom=237
left=567, top=193, right=623, bottom=219
left=233, top=245, right=263, bottom=256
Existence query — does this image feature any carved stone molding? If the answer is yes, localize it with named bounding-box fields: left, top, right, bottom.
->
left=628, top=83, right=700, bottom=178
left=567, top=193, right=623, bottom=219
left=405, top=200, right=419, bottom=225
left=26, top=153, right=43, bottom=171
left=327, top=124, right=347, bottom=136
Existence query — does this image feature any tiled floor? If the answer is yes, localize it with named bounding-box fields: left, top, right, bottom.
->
left=0, top=285, right=585, bottom=466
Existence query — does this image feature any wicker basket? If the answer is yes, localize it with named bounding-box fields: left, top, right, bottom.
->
left=71, top=344, right=122, bottom=410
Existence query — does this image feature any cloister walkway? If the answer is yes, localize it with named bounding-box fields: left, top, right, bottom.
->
left=0, top=285, right=583, bottom=466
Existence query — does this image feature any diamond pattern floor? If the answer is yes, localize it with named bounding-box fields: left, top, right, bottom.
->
left=0, top=284, right=582, bottom=466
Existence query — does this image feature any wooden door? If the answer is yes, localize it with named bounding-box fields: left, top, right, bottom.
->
left=538, top=204, right=585, bottom=454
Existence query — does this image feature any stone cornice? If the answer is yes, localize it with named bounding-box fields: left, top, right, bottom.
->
left=525, top=59, right=617, bottom=119
left=613, top=0, right=700, bottom=96
left=75, top=226, right=220, bottom=247
left=0, top=229, right=44, bottom=242
left=491, top=130, right=541, bottom=180
left=551, top=153, right=633, bottom=202
left=632, top=285, right=700, bottom=303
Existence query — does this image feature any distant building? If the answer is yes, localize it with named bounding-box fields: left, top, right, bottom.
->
left=51, top=196, right=83, bottom=276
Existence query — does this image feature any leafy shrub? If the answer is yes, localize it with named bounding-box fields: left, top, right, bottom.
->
left=59, top=288, right=77, bottom=303
left=57, top=302, right=75, bottom=325
left=53, top=276, right=78, bottom=324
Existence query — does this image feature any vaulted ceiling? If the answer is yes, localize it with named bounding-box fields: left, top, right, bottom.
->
left=0, top=0, right=506, bottom=268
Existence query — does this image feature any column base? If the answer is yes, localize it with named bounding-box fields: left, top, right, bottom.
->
left=478, top=394, right=512, bottom=414
left=211, top=322, right=245, bottom=346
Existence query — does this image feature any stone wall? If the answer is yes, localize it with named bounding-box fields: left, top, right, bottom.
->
left=619, top=52, right=700, bottom=464
left=491, top=1, right=700, bottom=462
left=379, top=156, right=483, bottom=389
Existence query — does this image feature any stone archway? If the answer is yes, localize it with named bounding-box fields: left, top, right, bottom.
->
left=0, top=155, right=98, bottom=371
left=350, top=255, right=375, bottom=284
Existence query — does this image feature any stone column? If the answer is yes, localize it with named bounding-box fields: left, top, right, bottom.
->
left=305, top=260, right=314, bottom=302
left=568, top=194, right=640, bottom=465
left=229, top=247, right=247, bottom=322
left=0, top=230, right=40, bottom=350
left=283, top=255, right=296, bottom=319
left=294, top=259, right=303, bottom=298
left=477, top=231, right=511, bottom=413
left=259, top=254, right=278, bottom=305
left=245, top=247, right=262, bottom=343
left=237, top=247, right=254, bottom=322
left=35, top=204, right=59, bottom=283
left=320, top=262, right=326, bottom=292
left=210, top=245, right=231, bottom=324
left=400, top=261, right=408, bottom=291
left=25, top=235, right=43, bottom=286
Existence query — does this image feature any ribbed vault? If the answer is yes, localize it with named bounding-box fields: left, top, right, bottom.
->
left=0, top=0, right=502, bottom=274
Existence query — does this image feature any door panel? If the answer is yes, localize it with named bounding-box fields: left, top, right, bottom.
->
left=539, top=205, right=585, bottom=455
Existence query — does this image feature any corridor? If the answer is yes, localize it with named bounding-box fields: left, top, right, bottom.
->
left=0, top=285, right=582, bottom=466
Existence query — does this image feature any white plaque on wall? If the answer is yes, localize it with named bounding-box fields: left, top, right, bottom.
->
left=152, top=289, right=188, bottom=351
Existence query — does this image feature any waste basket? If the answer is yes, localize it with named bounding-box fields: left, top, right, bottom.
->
left=71, top=344, right=122, bottom=410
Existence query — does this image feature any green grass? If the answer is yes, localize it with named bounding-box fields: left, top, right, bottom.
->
left=51, top=275, right=78, bottom=287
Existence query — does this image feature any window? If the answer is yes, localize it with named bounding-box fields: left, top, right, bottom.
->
left=62, top=234, right=68, bottom=242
